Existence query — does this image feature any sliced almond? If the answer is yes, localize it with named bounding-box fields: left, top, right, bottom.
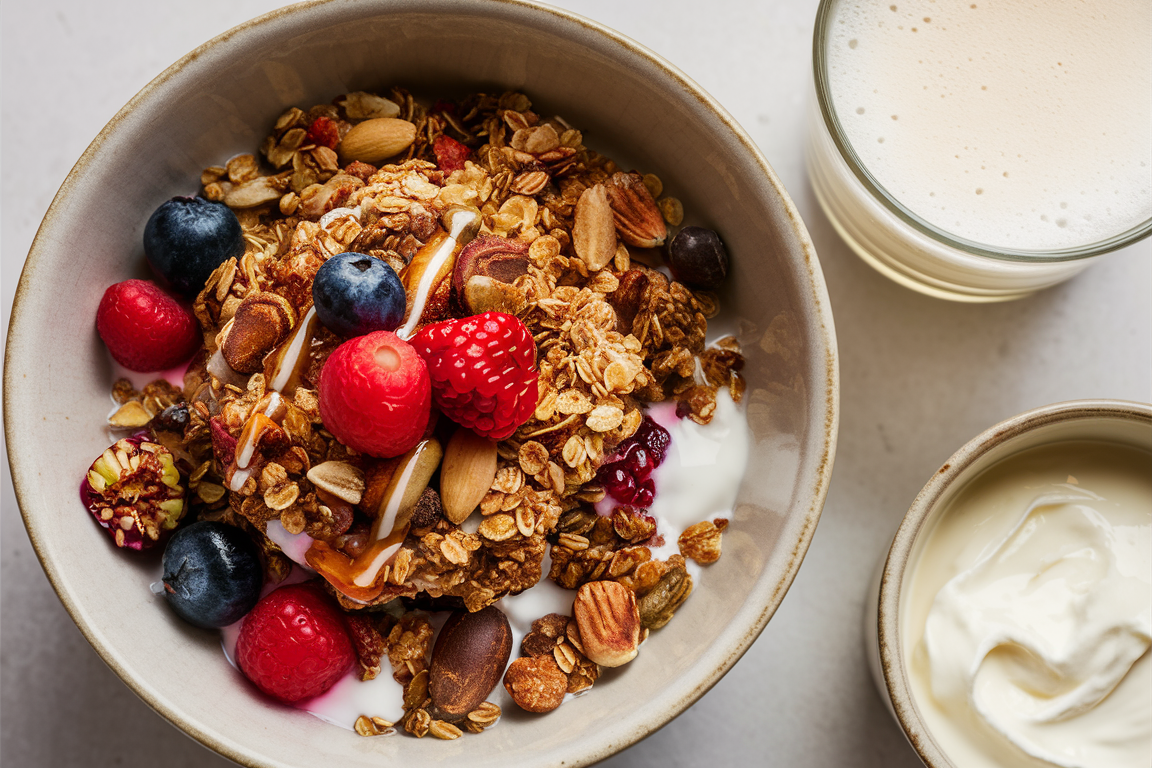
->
left=572, top=184, right=617, bottom=271
left=224, top=172, right=291, bottom=208
left=440, top=428, right=498, bottom=524
left=338, top=117, right=417, bottom=164
left=365, top=438, right=444, bottom=529
left=108, top=400, right=153, bottom=428
left=307, top=461, right=366, bottom=505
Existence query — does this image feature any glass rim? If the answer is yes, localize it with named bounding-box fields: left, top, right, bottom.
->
left=812, top=0, right=1152, bottom=264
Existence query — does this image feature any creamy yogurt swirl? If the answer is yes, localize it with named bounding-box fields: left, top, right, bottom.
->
left=906, top=442, right=1151, bottom=768
left=923, top=486, right=1151, bottom=767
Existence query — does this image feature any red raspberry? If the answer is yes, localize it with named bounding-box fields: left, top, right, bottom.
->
left=433, top=135, right=471, bottom=173
left=95, top=279, right=200, bottom=372
left=235, top=583, right=355, bottom=703
left=410, top=312, right=538, bottom=440
left=318, top=331, right=431, bottom=458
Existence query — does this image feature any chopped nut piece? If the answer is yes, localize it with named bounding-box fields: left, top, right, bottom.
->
left=503, top=656, right=567, bottom=713
left=108, top=400, right=153, bottom=428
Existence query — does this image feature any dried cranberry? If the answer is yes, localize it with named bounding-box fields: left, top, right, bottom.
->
left=305, top=116, right=340, bottom=150
left=82, top=436, right=187, bottom=550
left=433, top=135, right=470, bottom=173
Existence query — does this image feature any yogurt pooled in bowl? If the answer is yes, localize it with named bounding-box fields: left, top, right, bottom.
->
left=903, top=441, right=1151, bottom=768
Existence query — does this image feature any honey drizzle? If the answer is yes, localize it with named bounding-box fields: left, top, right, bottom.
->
left=268, top=305, right=320, bottom=394
left=396, top=208, right=478, bottom=339
left=227, top=392, right=284, bottom=492
left=304, top=439, right=436, bottom=600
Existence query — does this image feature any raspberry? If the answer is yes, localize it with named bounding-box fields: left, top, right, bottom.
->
left=95, top=279, right=200, bottom=372
left=317, top=331, right=430, bottom=458
left=235, top=583, right=355, bottom=703
left=410, top=312, right=538, bottom=440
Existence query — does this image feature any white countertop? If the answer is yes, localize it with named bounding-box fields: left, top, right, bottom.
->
left=2, top=1, right=1149, bottom=766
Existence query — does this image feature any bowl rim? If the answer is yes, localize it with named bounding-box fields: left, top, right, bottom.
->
left=876, top=398, right=1152, bottom=767
left=4, top=1, right=840, bottom=765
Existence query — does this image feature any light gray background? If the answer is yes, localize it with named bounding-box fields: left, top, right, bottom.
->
left=2, top=1, right=1149, bottom=766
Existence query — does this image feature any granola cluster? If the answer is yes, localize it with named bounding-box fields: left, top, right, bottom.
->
left=112, top=86, right=746, bottom=734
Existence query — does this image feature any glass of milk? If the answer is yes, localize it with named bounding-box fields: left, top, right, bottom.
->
left=806, top=0, right=1152, bottom=301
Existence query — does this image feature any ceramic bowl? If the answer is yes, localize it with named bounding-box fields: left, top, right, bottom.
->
left=4, top=1, right=838, bottom=766
left=868, top=400, right=1152, bottom=767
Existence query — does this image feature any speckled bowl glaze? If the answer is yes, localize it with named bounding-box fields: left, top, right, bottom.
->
left=869, top=400, right=1152, bottom=767
left=4, top=2, right=838, bottom=766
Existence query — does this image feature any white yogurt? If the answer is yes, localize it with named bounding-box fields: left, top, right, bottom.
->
left=596, top=387, right=749, bottom=579
left=263, top=519, right=315, bottom=569
left=904, top=441, right=1152, bottom=768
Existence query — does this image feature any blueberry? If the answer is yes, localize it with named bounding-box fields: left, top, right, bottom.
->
left=312, top=252, right=406, bottom=337
left=144, top=196, right=245, bottom=298
left=667, top=226, right=729, bottom=289
left=161, top=521, right=263, bottom=628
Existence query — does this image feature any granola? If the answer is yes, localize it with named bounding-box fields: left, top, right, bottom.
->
left=92, top=85, right=747, bottom=737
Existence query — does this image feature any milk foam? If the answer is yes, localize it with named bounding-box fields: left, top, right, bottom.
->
left=826, top=0, right=1152, bottom=251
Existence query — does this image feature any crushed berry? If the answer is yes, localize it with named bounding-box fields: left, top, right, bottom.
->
left=305, top=116, right=340, bottom=149
left=632, top=478, right=655, bottom=508
left=433, top=135, right=471, bottom=173
left=618, top=442, right=653, bottom=480
left=598, top=465, right=636, bottom=504
left=634, top=417, right=672, bottom=465
left=595, top=415, right=671, bottom=508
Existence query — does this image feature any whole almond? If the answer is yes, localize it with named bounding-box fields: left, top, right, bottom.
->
left=429, top=606, right=512, bottom=719
left=573, top=580, right=641, bottom=668
left=572, top=184, right=617, bottom=271
left=338, top=117, right=416, bottom=164
left=440, top=428, right=498, bottom=524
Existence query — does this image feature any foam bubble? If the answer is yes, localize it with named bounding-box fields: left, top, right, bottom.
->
left=827, top=0, right=1151, bottom=250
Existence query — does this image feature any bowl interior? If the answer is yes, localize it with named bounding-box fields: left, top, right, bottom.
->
left=878, top=401, right=1152, bottom=767
left=5, top=2, right=837, bottom=766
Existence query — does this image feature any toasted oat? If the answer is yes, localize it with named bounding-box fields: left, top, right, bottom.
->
left=678, top=518, right=730, bottom=564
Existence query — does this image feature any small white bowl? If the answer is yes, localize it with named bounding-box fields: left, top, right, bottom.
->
left=868, top=399, right=1152, bottom=767
left=4, top=2, right=838, bottom=767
